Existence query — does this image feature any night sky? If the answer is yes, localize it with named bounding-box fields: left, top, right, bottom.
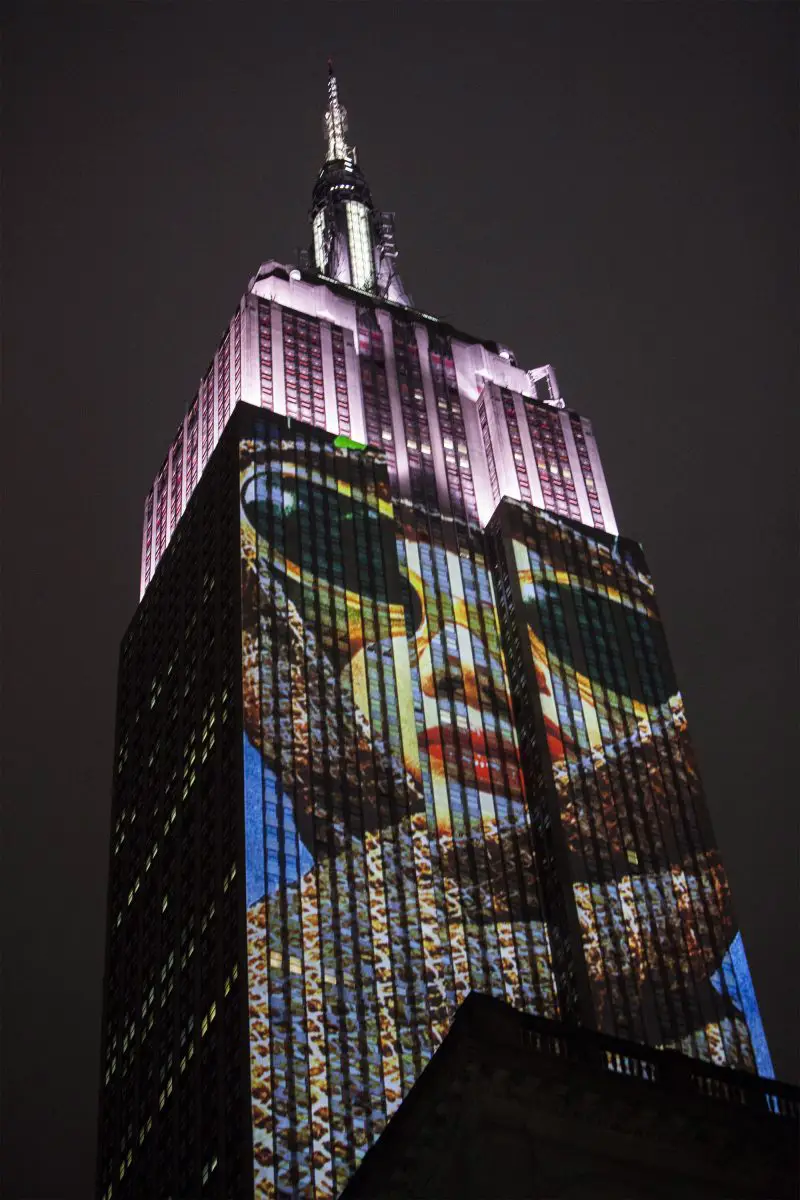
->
left=3, top=5, right=797, bottom=1197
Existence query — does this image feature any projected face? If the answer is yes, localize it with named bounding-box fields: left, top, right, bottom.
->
left=238, top=436, right=555, bottom=1199
left=240, top=447, right=406, bottom=610
left=240, top=466, right=497, bottom=802
left=239, top=437, right=547, bottom=941
left=239, top=436, right=424, bottom=856
left=401, top=538, right=492, bottom=793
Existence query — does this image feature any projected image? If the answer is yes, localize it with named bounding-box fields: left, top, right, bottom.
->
left=396, top=513, right=555, bottom=998
left=239, top=424, right=556, bottom=1199
left=492, top=502, right=772, bottom=1079
left=240, top=427, right=423, bottom=1197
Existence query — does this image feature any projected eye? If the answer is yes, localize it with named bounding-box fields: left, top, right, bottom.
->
left=241, top=477, right=299, bottom=517
left=525, top=583, right=673, bottom=704
left=242, top=473, right=406, bottom=610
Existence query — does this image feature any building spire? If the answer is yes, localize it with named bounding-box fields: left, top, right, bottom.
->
left=309, top=63, right=411, bottom=305
left=324, top=59, right=353, bottom=164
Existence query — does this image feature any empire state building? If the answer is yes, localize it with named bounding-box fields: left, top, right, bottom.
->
left=97, top=67, right=773, bottom=1199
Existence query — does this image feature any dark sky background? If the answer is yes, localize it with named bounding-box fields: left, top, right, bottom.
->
left=3, top=4, right=797, bottom=1197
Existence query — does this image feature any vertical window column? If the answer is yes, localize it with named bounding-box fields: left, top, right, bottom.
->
left=331, top=327, right=351, bottom=437
left=218, top=332, right=231, bottom=429
left=169, top=432, right=184, bottom=536
left=426, top=332, right=477, bottom=525
left=524, top=403, right=582, bottom=523
left=500, top=388, right=532, bottom=505
left=233, top=311, right=242, bottom=408
left=154, top=462, right=169, bottom=566
left=257, top=299, right=273, bottom=409
left=359, top=309, right=398, bottom=481
left=569, top=413, right=606, bottom=531
left=200, top=368, right=215, bottom=469
left=142, top=490, right=155, bottom=593
left=478, top=395, right=500, bottom=505
left=185, top=400, right=199, bottom=501
left=281, top=311, right=326, bottom=428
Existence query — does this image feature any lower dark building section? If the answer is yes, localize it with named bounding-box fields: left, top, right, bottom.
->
left=342, top=992, right=799, bottom=1200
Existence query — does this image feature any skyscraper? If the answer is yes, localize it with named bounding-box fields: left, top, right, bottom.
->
left=98, top=67, right=773, bottom=1200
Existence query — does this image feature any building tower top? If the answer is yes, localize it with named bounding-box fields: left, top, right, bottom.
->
left=310, top=63, right=411, bottom=305
left=324, top=59, right=353, bottom=163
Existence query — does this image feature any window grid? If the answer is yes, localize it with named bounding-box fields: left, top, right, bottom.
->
left=100, top=434, right=244, bottom=1197
left=282, top=309, right=326, bottom=428
left=569, top=413, right=605, bottom=530
left=200, top=369, right=215, bottom=469
left=185, top=402, right=199, bottom=498
left=257, top=299, right=273, bottom=409
left=218, top=332, right=231, bottom=429
left=154, top=464, right=169, bottom=563
left=233, top=311, right=242, bottom=407
left=523, top=403, right=581, bottom=522
left=429, top=338, right=479, bottom=527
left=143, top=491, right=154, bottom=589
left=330, top=326, right=351, bottom=436
left=358, top=308, right=396, bottom=478
left=478, top=394, right=500, bottom=504
left=393, top=320, right=437, bottom=510
left=169, top=433, right=184, bottom=536
left=500, top=387, right=533, bottom=505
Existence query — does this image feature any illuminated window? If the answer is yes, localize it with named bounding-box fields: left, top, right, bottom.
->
left=345, top=201, right=375, bottom=290
left=313, top=211, right=326, bottom=272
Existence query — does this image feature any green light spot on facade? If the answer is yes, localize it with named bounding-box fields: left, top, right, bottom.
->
left=333, top=434, right=368, bottom=451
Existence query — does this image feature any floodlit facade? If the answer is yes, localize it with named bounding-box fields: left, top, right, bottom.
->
left=99, top=67, right=772, bottom=1200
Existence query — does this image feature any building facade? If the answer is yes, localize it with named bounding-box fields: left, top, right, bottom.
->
left=98, top=69, right=772, bottom=1200
left=486, top=500, right=770, bottom=1072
